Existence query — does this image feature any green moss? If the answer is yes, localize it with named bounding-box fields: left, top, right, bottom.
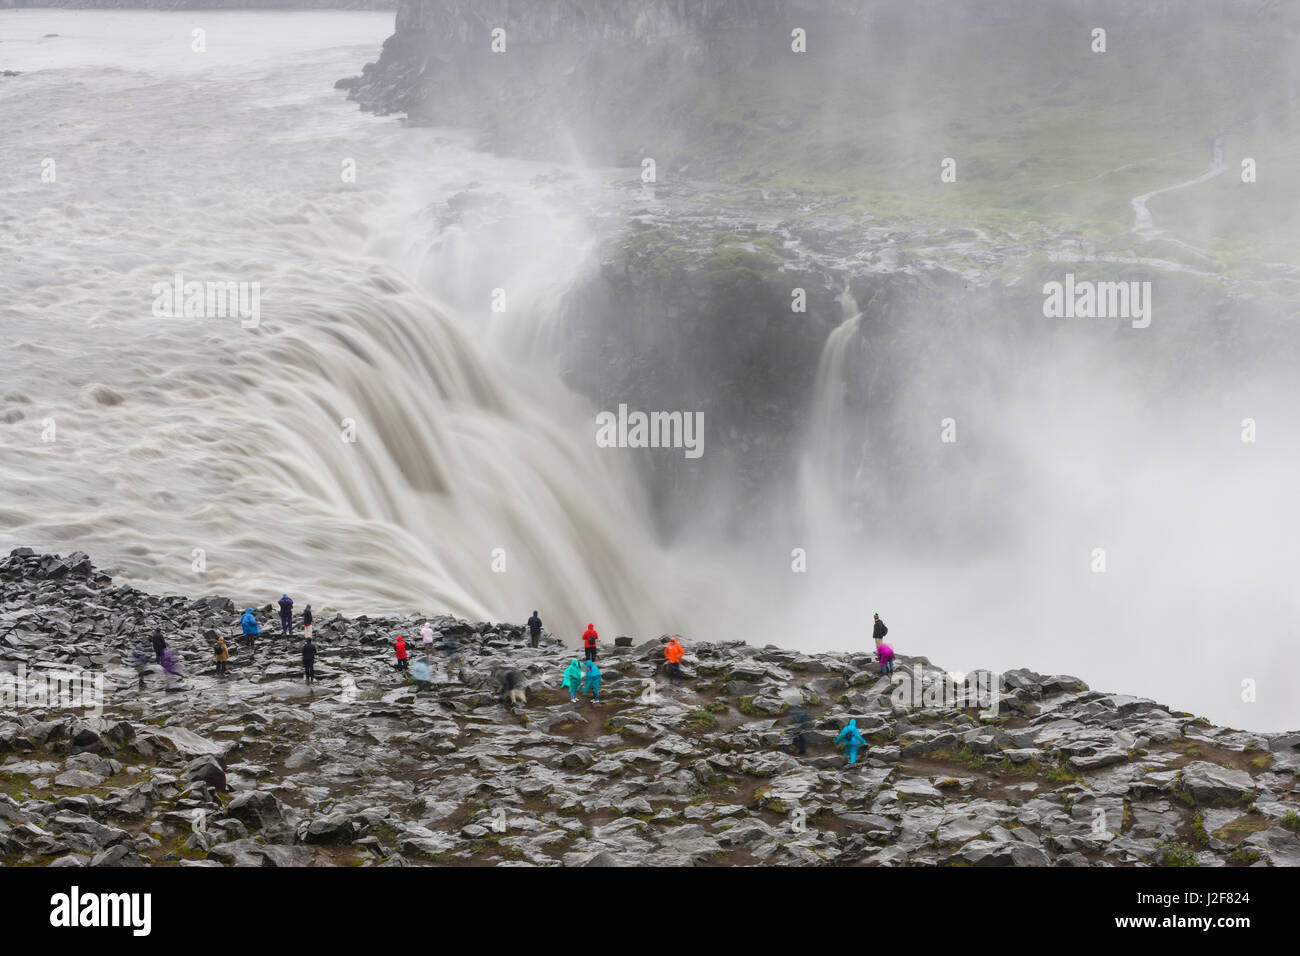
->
left=1281, top=811, right=1300, bottom=833
left=1211, top=814, right=1272, bottom=844
left=1157, top=842, right=1199, bottom=867
left=686, top=708, right=717, bottom=728
left=1229, top=847, right=1263, bottom=865
left=931, top=747, right=988, bottom=770
left=1190, top=811, right=1210, bottom=847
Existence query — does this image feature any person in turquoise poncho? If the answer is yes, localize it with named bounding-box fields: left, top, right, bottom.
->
left=561, top=658, right=584, bottom=703
left=835, top=718, right=867, bottom=765
left=581, top=661, right=602, bottom=704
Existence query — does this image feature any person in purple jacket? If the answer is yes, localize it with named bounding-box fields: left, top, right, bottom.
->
left=277, top=594, right=294, bottom=636
left=877, top=642, right=895, bottom=677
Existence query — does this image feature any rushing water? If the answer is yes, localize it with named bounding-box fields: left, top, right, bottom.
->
left=0, top=10, right=722, bottom=642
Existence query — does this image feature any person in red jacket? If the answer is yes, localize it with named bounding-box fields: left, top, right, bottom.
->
left=395, top=635, right=409, bottom=671
left=582, top=623, right=598, bottom=662
left=664, top=636, right=685, bottom=683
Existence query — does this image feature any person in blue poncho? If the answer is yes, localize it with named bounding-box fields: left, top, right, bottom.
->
left=240, top=607, right=261, bottom=652
left=581, top=661, right=602, bottom=704
left=834, top=718, right=867, bottom=766
left=561, top=658, right=584, bottom=703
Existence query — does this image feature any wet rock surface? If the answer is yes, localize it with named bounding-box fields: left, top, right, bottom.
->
left=2, top=550, right=1297, bottom=867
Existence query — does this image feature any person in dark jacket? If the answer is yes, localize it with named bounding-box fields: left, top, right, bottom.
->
left=526, top=611, right=543, bottom=649
left=302, top=636, right=317, bottom=685
left=302, top=604, right=313, bottom=641
left=789, top=708, right=812, bottom=756
left=872, top=613, right=888, bottom=647
left=151, top=629, right=167, bottom=666
left=278, top=594, right=294, bottom=635
left=582, top=623, right=598, bottom=662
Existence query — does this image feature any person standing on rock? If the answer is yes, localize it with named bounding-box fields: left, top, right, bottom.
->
left=151, top=628, right=167, bottom=666
left=420, top=620, right=435, bottom=654
left=664, top=637, right=685, bottom=683
left=835, top=718, right=866, bottom=766
left=789, top=708, right=812, bottom=756
left=582, top=661, right=602, bottom=705
left=302, top=635, right=317, bottom=686
left=302, top=604, right=313, bottom=641
left=872, top=613, right=888, bottom=648
left=582, top=623, right=599, bottom=662
left=395, top=634, right=409, bottom=672
left=877, top=641, right=895, bottom=678
left=240, top=607, right=261, bottom=652
left=562, top=658, right=584, bottom=703
left=128, top=643, right=153, bottom=689
left=160, top=647, right=185, bottom=689
left=214, top=635, right=229, bottom=677
left=278, top=594, right=294, bottom=636
left=527, top=611, right=543, bottom=649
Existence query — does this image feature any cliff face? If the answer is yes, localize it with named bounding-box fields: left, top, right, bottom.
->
left=3, top=549, right=1298, bottom=867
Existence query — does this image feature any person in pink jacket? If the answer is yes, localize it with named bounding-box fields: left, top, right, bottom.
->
left=877, top=642, right=895, bottom=677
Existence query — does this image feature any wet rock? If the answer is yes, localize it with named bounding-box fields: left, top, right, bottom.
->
left=184, top=756, right=227, bottom=791
left=226, top=791, right=285, bottom=830
left=1180, top=761, right=1255, bottom=806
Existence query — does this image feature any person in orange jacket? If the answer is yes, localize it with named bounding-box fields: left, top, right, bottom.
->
left=395, top=635, right=409, bottom=672
left=664, top=636, right=685, bottom=683
left=582, top=623, right=598, bottom=662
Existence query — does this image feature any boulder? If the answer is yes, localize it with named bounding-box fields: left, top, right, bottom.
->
left=183, top=756, right=227, bottom=792
left=1180, top=761, right=1255, bottom=806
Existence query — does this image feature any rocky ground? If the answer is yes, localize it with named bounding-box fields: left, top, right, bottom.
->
left=2, top=548, right=1298, bottom=867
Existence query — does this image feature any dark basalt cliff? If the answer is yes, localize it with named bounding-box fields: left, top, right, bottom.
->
left=3, top=549, right=1298, bottom=866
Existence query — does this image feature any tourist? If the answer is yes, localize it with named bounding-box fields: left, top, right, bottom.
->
left=582, top=661, right=602, bottom=704
left=278, top=593, right=294, bottom=636
left=834, top=718, right=866, bottom=766
left=664, top=636, right=685, bottom=683
left=562, top=657, right=584, bottom=703
left=302, top=635, right=317, bottom=685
